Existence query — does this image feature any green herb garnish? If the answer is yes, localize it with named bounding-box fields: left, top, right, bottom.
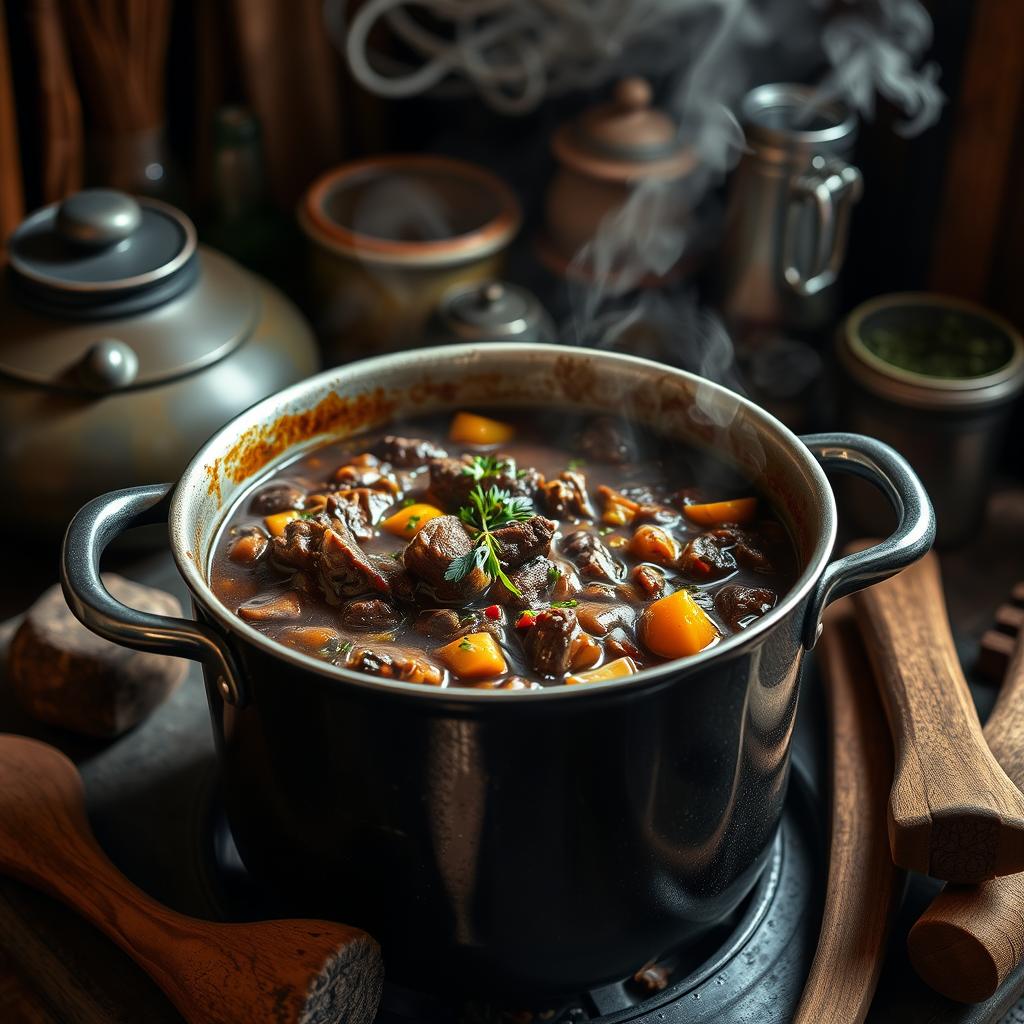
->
left=401, top=496, right=416, bottom=508
left=461, top=455, right=510, bottom=481
left=339, top=640, right=354, bottom=655
left=598, top=526, right=614, bottom=536
left=567, top=458, right=585, bottom=470
left=550, top=599, right=578, bottom=608
left=547, top=564, right=562, bottom=586
left=458, top=638, right=474, bottom=651
left=444, top=484, right=534, bottom=596
left=405, top=515, right=421, bottom=531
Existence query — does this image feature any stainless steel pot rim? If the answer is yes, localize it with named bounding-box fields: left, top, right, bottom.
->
left=842, top=292, right=1024, bottom=408
left=168, top=343, right=839, bottom=703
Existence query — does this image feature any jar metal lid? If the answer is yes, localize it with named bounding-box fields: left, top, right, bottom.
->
left=8, top=190, right=197, bottom=306
left=436, top=281, right=553, bottom=341
left=839, top=292, right=1024, bottom=411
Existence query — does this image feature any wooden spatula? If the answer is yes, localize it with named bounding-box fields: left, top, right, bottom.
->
left=0, top=734, right=383, bottom=1024
left=852, top=549, right=1024, bottom=883
left=792, top=602, right=902, bottom=1024
left=909, top=626, right=1024, bottom=1001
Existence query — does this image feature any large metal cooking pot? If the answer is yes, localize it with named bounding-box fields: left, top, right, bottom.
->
left=60, top=345, right=933, bottom=996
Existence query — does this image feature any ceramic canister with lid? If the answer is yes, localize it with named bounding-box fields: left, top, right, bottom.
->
left=1, top=188, right=319, bottom=536
left=837, top=293, right=1024, bottom=546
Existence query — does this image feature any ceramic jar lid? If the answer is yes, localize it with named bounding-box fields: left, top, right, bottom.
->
left=552, top=77, right=696, bottom=182
left=1, top=190, right=256, bottom=392
left=434, top=281, right=555, bottom=342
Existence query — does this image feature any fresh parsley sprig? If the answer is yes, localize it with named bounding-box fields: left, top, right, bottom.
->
left=443, top=484, right=534, bottom=596
left=460, top=454, right=510, bottom=481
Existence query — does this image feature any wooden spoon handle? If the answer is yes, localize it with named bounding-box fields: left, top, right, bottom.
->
left=852, top=549, right=1024, bottom=882
left=0, top=736, right=381, bottom=1024
left=793, top=604, right=901, bottom=1024
left=910, top=630, right=1024, bottom=1002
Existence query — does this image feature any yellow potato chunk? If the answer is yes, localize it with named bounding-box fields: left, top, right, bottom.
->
left=640, top=589, right=719, bottom=659
left=449, top=411, right=515, bottom=445
left=437, top=632, right=508, bottom=679
left=381, top=503, right=444, bottom=538
left=567, top=656, right=639, bottom=686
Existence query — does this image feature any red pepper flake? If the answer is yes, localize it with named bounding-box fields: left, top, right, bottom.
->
left=515, top=611, right=536, bottom=629
left=484, top=604, right=502, bottom=621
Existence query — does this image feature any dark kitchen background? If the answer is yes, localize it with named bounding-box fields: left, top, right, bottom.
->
left=2, top=2, right=1024, bottom=1023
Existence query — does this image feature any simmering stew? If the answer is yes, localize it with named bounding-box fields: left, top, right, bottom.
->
left=210, top=410, right=798, bottom=689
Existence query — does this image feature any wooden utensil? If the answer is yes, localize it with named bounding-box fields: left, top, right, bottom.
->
left=909, top=625, right=1024, bottom=1001
left=0, top=734, right=383, bottom=1024
left=852, top=548, right=1024, bottom=883
left=793, top=603, right=902, bottom=1024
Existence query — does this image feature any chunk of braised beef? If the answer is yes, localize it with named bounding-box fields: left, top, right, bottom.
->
left=679, top=532, right=737, bottom=580
left=271, top=517, right=326, bottom=574
left=492, top=515, right=556, bottom=570
left=317, top=520, right=414, bottom=602
left=340, top=597, right=402, bottom=632
left=631, top=564, right=666, bottom=599
left=428, top=456, right=543, bottom=512
left=326, top=488, right=392, bottom=541
left=561, top=529, right=621, bottom=581
left=576, top=601, right=636, bottom=637
left=250, top=482, right=305, bottom=515
left=577, top=416, right=636, bottom=465
left=522, top=607, right=580, bottom=678
left=495, top=556, right=554, bottom=610
left=543, top=470, right=595, bottom=520
left=550, top=564, right=582, bottom=603
left=713, top=527, right=775, bottom=573
left=403, top=515, right=490, bottom=601
left=605, top=628, right=643, bottom=662
left=374, top=435, right=448, bottom=468
left=714, top=584, right=777, bottom=631
left=580, top=581, right=621, bottom=602
left=474, top=675, right=540, bottom=690
left=348, top=647, right=445, bottom=686
left=414, top=608, right=462, bottom=641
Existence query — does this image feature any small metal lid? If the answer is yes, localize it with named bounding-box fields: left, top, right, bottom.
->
left=839, top=293, right=1024, bottom=412
left=7, top=189, right=197, bottom=315
left=552, top=78, right=696, bottom=183
left=435, top=281, right=555, bottom=342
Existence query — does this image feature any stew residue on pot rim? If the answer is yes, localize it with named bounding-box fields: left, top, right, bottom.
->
left=209, top=409, right=797, bottom=689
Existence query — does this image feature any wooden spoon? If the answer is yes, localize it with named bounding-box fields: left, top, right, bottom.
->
left=0, top=734, right=383, bottom=1024
left=909, top=627, right=1024, bottom=1001
left=852, top=548, right=1024, bottom=883
left=793, top=603, right=902, bottom=1024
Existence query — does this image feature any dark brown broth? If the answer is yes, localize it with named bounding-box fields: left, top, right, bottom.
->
left=209, top=409, right=798, bottom=688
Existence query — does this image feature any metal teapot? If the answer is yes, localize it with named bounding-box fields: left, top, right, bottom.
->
left=0, top=189, right=319, bottom=536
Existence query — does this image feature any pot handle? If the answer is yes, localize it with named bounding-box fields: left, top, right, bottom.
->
left=60, top=483, right=247, bottom=706
left=799, top=433, right=935, bottom=649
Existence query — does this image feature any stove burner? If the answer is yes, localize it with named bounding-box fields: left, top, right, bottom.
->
left=192, top=762, right=824, bottom=1024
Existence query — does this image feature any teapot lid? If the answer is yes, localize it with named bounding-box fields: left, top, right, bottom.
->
left=1, top=190, right=257, bottom=392
left=7, top=189, right=198, bottom=316
left=552, top=78, right=697, bottom=183
left=436, top=281, right=554, bottom=342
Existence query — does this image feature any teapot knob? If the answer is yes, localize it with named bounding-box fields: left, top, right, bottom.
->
left=614, top=77, right=653, bottom=112
left=81, top=339, right=139, bottom=390
left=56, top=190, right=142, bottom=248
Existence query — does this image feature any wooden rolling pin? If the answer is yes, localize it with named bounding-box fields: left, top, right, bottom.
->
left=793, top=603, right=902, bottom=1024
left=909, top=625, right=1024, bottom=1001
left=852, top=549, right=1024, bottom=883
left=0, top=735, right=383, bottom=1024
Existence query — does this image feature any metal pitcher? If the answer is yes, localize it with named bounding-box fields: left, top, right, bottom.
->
left=717, top=83, right=863, bottom=335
